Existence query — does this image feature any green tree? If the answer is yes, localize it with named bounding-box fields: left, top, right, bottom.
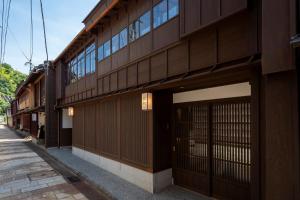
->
left=0, top=63, right=27, bottom=115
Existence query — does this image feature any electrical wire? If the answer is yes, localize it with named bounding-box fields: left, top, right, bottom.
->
left=0, top=0, right=5, bottom=64
left=39, top=0, right=48, bottom=62
left=29, top=0, right=33, bottom=69
left=7, top=26, right=31, bottom=63
left=2, top=0, right=12, bottom=64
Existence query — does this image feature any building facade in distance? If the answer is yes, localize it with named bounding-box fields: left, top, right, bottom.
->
left=11, top=64, right=57, bottom=147
left=51, top=0, right=299, bottom=200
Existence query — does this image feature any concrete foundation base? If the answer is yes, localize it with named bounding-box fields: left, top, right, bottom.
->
left=72, top=147, right=172, bottom=193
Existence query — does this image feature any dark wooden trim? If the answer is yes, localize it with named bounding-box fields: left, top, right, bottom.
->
left=250, top=66, right=261, bottom=200
left=59, top=59, right=259, bottom=108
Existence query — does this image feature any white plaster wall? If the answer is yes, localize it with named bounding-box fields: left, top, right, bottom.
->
left=62, top=109, right=73, bottom=129
left=38, top=112, right=45, bottom=127
left=173, top=82, right=251, bottom=104
left=72, top=147, right=172, bottom=193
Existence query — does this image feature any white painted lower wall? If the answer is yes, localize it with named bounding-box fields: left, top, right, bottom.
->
left=72, top=147, right=172, bottom=193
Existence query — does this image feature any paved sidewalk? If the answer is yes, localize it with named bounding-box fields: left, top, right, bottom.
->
left=0, top=125, right=108, bottom=200
left=48, top=148, right=213, bottom=200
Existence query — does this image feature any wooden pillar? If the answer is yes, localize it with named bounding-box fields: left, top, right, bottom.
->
left=45, top=61, right=58, bottom=148
left=262, top=70, right=300, bottom=200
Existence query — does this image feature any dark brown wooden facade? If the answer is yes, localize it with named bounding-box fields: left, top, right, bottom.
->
left=53, top=0, right=300, bottom=199
left=11, top=65, right=58, bottom=148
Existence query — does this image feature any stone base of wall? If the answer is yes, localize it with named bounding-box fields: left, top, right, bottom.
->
left=72, top=147, right=172, bottom=193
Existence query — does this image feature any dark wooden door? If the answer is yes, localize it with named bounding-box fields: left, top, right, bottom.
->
left=173, top=103, right=210, bottom=195
left=173, top=97, right=251, bottom=200
left=30, top=113, right=39, bottom=138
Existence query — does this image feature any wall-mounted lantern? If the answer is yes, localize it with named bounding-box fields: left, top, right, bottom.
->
left=142, top=93, right=152, bottom=111
left=68, top=107, right=74, bottom=117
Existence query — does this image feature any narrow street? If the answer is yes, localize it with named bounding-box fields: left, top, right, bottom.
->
left=0, top=124, right=109, bottom=200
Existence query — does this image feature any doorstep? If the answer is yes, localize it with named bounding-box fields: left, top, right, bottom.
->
left=48, top=148, right=213, bottom=200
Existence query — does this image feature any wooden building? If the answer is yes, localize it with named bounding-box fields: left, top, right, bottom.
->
left=53, top=0, right=300, bottom=199
left=6, top=107, right=13, bottom=127
left=11, top=65, right=54, bottom=145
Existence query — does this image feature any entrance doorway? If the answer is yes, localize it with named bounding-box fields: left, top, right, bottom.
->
left=172, top=83, right=252, bottom=200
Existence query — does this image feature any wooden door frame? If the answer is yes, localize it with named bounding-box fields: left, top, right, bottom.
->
left=170, top=66, right=261, bottom=200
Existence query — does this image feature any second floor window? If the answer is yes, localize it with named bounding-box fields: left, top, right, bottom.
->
left=70, top=58, right=78, bottom=83
left=153, top=0, right=179, bottom=28
left=168, top=0, right=179, bottom=19
left=112, top=34, right=119, bottom=53
left=98, top=45, right=104, bottom=61
left=86, top=43, right=96, bottom=74
left=129, top=20, right=140, bottom=42
left=153, top=0, right=168, bottom=28
left=140, top=11, right=151, bottom=36
left=119, top=28, right=128, bottom=48
left=104, top=40, right=111, bottom=58
left=129, top=11, right=150, bottom=43
left=78, top=51, right=85, bottom=78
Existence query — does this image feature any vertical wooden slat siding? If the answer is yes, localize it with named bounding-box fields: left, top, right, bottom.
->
left=97, top=99, right=119, bottom=157
left=120, top=93, right=151, bottom=167
left=73, top=92, right=152, bottom=170
left=84, top=103, right=96, bottom=152
left=73, top=105, right=85, bottom=148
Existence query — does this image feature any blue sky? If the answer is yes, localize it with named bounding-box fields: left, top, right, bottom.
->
left=4, top=0, right=99, bottom=74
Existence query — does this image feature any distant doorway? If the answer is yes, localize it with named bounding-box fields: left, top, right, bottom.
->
left=59, top=109, right=72, bottom=147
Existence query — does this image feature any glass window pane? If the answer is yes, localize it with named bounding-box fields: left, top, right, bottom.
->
left=78, top=52, right=85, bottom=78
left=129, top=24, right=134, bottom=42
left=168, top=0, right=179, bottom=19
left=153, top=0, right=168, bottom=28
left=71, top=58, right=77, bottom=83
left=104, top=40, right=111, bottom=58
left=129, top=21, right=140, bottom=42
left=91, top=51, right=96, bottom=72
left=78, top=60, right=82, bottom=78
left=71, top=57, right=78, bottom=82
left=98, top=45, right=104, bottom=61
left=86, top=54, right=91, bottom=74
left=120, top=28, right=128, bottom=48
left=140, top=11, right=151, bottom=36
left=86, top=43, right=95, bottom=54
left=112, top=34, right=119, bottom=53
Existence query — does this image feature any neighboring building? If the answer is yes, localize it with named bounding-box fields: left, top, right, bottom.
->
left=50, top=0, right=299, bottom=200
left=11, top=65, right=57, bottom=146
left=6, top=107, right=12, bottom=127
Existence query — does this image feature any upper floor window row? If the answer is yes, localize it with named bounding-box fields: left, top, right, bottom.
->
left=97, top=0, right=179, bottom=62
left=129, top=11, right=151, bottom=42
left=153, top=0, right=179, bottom=28
left=67, top=42, right=96, bottom=85
left=86, top=43, right=96, bottom=74
left=98, top=39, right=111, bottom=61
left=112, top=28, right=128, bottom=53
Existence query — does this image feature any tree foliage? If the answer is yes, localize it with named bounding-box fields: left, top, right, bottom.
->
left=0, top=63, right=27, bottom=115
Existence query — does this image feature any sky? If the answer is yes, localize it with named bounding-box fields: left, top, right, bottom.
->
left=3, top=0, right=99, bottom=74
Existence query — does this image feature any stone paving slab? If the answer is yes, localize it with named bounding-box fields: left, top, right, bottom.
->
left=0, top=125, right=107, bottom=200
left=48, top=148, right=213, bottom=200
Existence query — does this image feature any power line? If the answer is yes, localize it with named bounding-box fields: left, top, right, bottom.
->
left=7, top=26, right=31, bottom=63
left=39, top=0, right=48, bottom=62
left=29, top=0, right=33, bottom=68
left=0, top=0, right=5, bottom=64
left=2, top=0, right=12, bottom=64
